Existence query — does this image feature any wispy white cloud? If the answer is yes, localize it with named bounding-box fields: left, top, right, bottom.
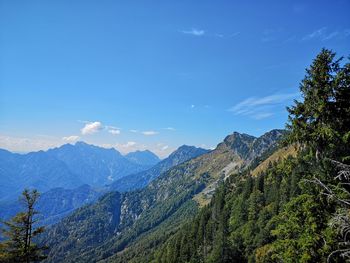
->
left=105, top=126, right=121, bottom=135
left=62, top=135, right=80, bottom=143
left=163, top=127, right=176, bottom=131
left=259, top=27, right=346, bottom=44
left=230, top=93, right=297, bottom=112
left=108, top=129, right=121, bottom=135
left=128, top=129, right=162, bottom=135
left=229, top=93, right=298, bottom=120
left=322, top=31, right=339, bottom=41
left=181, top=28, right=205, bottom=36
left=213, top=31, right=240, bottom=39
left=252, top=112, right=274, bottom=120
left=142, top=131, right=159, bottom=136
left=191, top=104, right=195, bottom=108
left=161, top=145, right=169, bottom=151
left=180, top=28, right=240, bottom=39
left=81, top=121, right=103, bottom=135
left=302, top=27, right=350, bottom=41
left=302, top=27, right=327, bottom=41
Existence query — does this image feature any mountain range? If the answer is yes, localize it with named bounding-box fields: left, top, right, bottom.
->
left=0, top=144, right=208, bottom=226
left=40, top=129, right=285, bottom=262
left=0, top=142, right=158, bottom=202
left=0, top=184, right=102, bottom=227
left=1, top=48, right=345, bottom=263
left=109, top=145, right=209, bottom=193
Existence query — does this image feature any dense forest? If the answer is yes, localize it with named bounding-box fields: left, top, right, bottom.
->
left=147, top=49, right=350, bottom=262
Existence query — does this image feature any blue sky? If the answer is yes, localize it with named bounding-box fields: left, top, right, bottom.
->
left=0, top=0, right=349, bottom=157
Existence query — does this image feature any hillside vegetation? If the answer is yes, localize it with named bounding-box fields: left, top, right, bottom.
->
left=40, top=130, right=283, bottom=262
left=145, top=49, right=350, bottom=263
left=31, top=48, right=350, bottom=263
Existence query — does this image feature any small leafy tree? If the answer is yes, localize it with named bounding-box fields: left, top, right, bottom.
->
left=0, top=189, right=47, bottom=263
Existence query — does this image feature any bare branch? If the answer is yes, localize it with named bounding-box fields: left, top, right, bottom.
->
left=327, top=248, right=350, bottom=263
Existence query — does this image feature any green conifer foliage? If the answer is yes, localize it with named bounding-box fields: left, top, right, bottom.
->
left=0, top=189, right=47, bottom=263
left=287, top=49, right=350, bottom=162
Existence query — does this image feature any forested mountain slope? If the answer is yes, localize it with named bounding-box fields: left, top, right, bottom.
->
left=151, top=151, right=307, bottom=262
left=142, top=49, right=350, bottom=263
left=40, top=130, right=283, bottom=262
left=0, top=184, right=103, bottom=226
left=39, top=49, right=350, bottom=263
left=109, top=145, right=209, bottom=193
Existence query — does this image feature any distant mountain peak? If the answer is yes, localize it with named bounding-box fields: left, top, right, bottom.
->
left=259, top=129, right=286, bottom=138
left=217, top=132, right=255, bottom=152
left=75, top=141, right=89, bottom=146
left=0, top=141, right=153, bottom=201
left=177, top=144, right=199, bottom=150
left=225, top=131, right=256, bottom=142
left=170, top=145, right=208, bottom=156
left=74, top=141, right=108, bottom=150
left=216, top=129, right=285, bottom=161
left=125, top=150, right=160, bottom=166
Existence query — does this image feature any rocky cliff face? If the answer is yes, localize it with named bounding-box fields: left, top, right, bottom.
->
left=218, top=129, right=285, bottom=161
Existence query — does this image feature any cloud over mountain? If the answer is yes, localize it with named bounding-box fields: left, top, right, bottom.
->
left=81, top=121, right=103, bottom=135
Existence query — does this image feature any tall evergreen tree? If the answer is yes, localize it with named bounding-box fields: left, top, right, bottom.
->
left=283, top=48, right=350, bottom=262
left=0, top=189, right=47, bottom=263
left=286, top=48, right=350, bottom=162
